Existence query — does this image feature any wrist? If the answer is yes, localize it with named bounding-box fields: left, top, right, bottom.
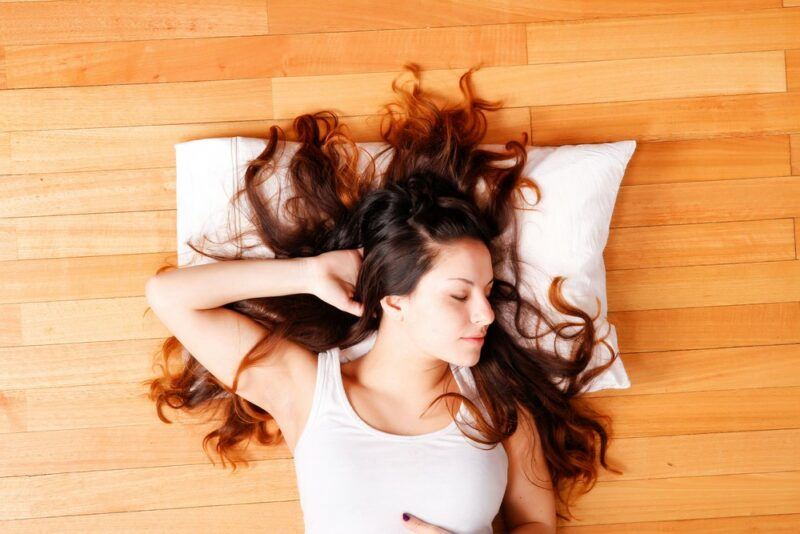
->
left=298, top=255, right=318, bottom=295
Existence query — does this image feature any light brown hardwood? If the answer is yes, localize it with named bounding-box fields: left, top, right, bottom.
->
left=1, top=1, right=799, bottom=532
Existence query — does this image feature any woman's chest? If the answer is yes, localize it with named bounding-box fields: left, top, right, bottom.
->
left=294, top=430, right=508, bottom=533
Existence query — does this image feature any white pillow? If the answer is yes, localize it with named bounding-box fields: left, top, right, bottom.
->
left=174, top=136, right=635, bottom=393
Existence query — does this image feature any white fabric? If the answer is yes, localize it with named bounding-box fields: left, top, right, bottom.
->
left=293, top=346, right=508, bottom=534
left=174, top=136, right=636, bottom=393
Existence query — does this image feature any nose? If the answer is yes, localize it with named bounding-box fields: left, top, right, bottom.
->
left=471, top=296, right=495, bottom=327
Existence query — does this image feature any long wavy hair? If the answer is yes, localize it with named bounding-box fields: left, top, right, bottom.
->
left=144, top=62, right=623, bottom=522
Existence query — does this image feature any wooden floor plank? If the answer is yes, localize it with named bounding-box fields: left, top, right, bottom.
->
left=788, top=48, right=800, bottom=90
left=563, top=471, right=800, bottom=526
left=606, top=259, right=800, bottom=311
left=266, top=0, right=781, bottom=34
left=610, top=301, right=800, bottom=353
left=612, top=175, right=800, bottom=228
left=0, top=501, right=304, bottom=534
left=4, top=24, right=527, bottom=89
left=558, top=512, right=800, bottom=532
left=528, top=92, right=800, bottom=145
left=528, top=7, right=800, bottom=64
left=0, top=458, right=299, bottom=520
left=607, top=343, right=800, bottom=396
left=272, top=51, right=786, bottom=119
left=605, top=219, right=796, bottom=271
left=623, top=135, right=791, bottom=186
left=0, top=78, right=274, bottom=131
left=0, top=0, right=269, bottom=46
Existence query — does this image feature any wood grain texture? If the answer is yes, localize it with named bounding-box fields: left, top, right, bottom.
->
left=789, top=48, right=800, bottom=91
left=272, top=51, right=787, bottom=119
left=1, top=1, right=799, bottom=532
left=0, top=107, right=528, bottom=175
left=266, top=0, right=783, bottom=34
left=0, top=0, right=269, bottom=45
left=527, top=8, right=800, bottom=64
left=3, top=24, right=527, bottom=89
left=0, top=45, right=6, bottom=89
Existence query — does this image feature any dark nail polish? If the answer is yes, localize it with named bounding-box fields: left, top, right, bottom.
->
left=402, top=513, right=410, bottom=521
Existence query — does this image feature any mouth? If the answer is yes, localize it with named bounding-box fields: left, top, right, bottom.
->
left=461, top=336, right=484, bottom=345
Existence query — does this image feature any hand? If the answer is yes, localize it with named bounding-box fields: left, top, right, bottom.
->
left=402, top=512, right=453, bottom=533
left=306, top=247, right=365, bottom=317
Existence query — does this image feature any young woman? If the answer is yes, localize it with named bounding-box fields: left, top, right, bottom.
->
left=144, top=63, right=622, bottom=534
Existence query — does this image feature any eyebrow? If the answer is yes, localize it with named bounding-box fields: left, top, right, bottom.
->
left=447, top=277, right=494, bottom=287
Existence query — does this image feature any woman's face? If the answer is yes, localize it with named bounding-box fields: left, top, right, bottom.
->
left=391, top=238, right=496, bottom=367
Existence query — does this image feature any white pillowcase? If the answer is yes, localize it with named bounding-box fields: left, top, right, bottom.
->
left=174, top=136, right=636, bottom=393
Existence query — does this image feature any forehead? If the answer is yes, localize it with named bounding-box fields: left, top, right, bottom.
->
left=426, top=240, right=492, bottom=279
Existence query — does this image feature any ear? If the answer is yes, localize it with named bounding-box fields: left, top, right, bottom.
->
left=380, top=294, right=407, bottom=321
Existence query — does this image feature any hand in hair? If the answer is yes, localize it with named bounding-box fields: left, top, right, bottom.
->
left=306, top=247, right=365, bottom=317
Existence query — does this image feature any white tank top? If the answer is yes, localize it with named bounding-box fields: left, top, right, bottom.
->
left=292, top=346, right=509, bottom=534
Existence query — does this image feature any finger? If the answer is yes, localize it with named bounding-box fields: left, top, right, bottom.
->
left=342, top=291, right=363, bottom=317
left=401, top=513, right=445, bottom=533
left=401, top=514, right=418, bottom=532
left=350, top=297, right=364, bottom=317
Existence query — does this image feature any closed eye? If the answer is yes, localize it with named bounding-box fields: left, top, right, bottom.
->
left=452, top=293, right=491, bottom=302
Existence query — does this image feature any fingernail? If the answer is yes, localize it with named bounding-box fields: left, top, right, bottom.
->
left=402, top=513, right=410, bottom=521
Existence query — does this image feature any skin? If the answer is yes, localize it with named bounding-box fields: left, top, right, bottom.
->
left=344, top=237, right=495, bottom=409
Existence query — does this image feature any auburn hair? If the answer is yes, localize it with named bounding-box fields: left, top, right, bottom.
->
left=144, top=62, right=623, bottom=522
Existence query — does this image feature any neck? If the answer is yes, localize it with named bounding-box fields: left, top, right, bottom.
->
left=346, top=326, right=452, bottom=401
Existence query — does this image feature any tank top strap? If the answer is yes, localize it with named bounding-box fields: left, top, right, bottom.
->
left=296, top=348, right=338, bottom=450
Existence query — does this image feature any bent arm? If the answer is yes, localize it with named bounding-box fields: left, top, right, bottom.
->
left=146, top=257, right=312, bottom=310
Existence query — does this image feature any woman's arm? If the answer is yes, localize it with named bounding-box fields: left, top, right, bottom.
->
left=147, top=257, right=312, bottom=310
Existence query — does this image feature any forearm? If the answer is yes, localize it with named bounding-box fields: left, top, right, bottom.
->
left=146, top=257, right=312, bottom=310
left=509, top=522, right=557, bottom=534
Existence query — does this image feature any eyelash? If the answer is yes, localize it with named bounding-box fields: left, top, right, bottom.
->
left=452, top=293, right=491, bottom=302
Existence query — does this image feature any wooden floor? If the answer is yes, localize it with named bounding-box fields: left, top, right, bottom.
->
left=1, top=1, right=799, bottom=532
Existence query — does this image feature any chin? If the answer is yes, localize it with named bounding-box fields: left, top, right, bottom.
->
left=457, top=352, right=481, bottom=367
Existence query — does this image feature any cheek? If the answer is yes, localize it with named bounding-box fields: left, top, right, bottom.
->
left=410, top=298, right=468, bottom=343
